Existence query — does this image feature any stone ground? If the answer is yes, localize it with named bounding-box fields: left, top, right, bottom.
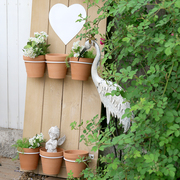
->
left=0, top=157, right=65, bottom=180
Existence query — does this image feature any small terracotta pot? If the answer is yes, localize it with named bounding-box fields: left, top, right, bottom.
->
left=23, top=55, right=45, bottom=78
left=64, top=149, right=89, bottom=178
left=40, top=147, right=64, bottom=175
left=70, top=57, right=94, bottom=81
left=18, top=147, right=40, bottom=170
left=45, top=53, right=68, bottom=79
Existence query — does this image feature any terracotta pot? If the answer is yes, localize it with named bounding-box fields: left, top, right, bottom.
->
left=45, top=53, right=68, bottom=79
left=23, top=55, right=45, bottom=78
left=70, top=57, right=94, bottom=81
left=40, top=147, right=64, bottom=175
left=18, top=147, right=40, bottom=170
left=64, top=149, right=89, bottom=178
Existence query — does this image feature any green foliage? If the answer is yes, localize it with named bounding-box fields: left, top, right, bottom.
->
left=12, top=138, right=30, bottom=150
left=23, top=31, right=50, bottom=58
left=12, top=133, right=45, bottom=160
left=68, top=40, right=96, bottom=59
left=72, top=0, right=180, bottom=179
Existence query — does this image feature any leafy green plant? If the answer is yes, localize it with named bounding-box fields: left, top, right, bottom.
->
left=12, top=133, right=45, bottom=159
left=71, top=0, right=180, bottom=179
left=23, top=31, right=50, bottom=58
left=68, top=40, right=95, bottom=59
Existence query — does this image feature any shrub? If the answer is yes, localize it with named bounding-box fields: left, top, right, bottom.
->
left=74, top=0, right=180, bottom=179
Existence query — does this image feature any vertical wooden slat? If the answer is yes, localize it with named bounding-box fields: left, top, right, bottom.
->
left=41, top=75, right=64, bottom=140
left=41, top=0, right=68, bottom=142
left=60, top=75, right=83, bottom=150
left=79, top=79, right=101, bottom=168
left=18, top=0, right=32, bottom=129
left=23, top=0, right=50, bottom=138
left=0, top=0, right=8, bottom=128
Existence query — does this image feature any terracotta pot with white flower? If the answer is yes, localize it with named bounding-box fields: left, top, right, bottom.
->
left=23, top=31, right=50, bottom=78
left=12, top=133, right=45, bottom=170
left=68, top=40, right=95, bottom=81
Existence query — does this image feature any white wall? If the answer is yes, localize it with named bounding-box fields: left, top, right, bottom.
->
left=0, top=0, right=32, bottom=129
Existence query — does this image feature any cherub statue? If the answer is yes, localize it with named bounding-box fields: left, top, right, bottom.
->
left=45, top=126, right=66, bottom=152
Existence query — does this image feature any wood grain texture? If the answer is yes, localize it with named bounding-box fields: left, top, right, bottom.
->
left=79, top=78, right=101, bottom=169
left=23, top=0, right=49, bottom=138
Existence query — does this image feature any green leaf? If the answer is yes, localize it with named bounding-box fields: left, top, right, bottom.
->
left=178, top=27, right=180, bottom=34
left=165, top=47, right=172, bottom=56
left=122, top=37, right=130, bottom=43
left=175, top=130, right=180, bottom=137
left=91, top=146, right=98, bottom=152
left=175, top=0, right=180, bottom=8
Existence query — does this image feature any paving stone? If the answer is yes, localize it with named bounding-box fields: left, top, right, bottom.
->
left=0, top=157, right=66, bottom=180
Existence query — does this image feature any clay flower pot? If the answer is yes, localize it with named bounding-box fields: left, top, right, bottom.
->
left=18, top=147, right=40, bottom=170
left=23, top=55, right=45, bottom=77
left=40, top=147, right=64, bottom=175
left=45, top=53, right=68, bottom=79
left=70, top=57, right=94, bottom=81
left=64, top=149, right=89, bottom=178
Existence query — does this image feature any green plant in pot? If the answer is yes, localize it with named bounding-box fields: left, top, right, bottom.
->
left=12, top=133, right=45, bottom=170
left=23, top=31, right=50, bottom=78
left=68, top=40, right=96, bottom=81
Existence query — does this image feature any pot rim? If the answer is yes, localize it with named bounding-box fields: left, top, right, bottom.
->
left=70, top=57, right=94, bottom=63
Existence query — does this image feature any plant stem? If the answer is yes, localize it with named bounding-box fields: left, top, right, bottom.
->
left=162, top=62, right=174, bottom=97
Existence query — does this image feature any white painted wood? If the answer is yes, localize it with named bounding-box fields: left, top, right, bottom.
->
left=0, top=0, right=8, bottom=128
left=0, top=0, right=32, bottom=129
left=8, top=0, right=19, bottom=129
left=18, top=0, right=32, bottom=129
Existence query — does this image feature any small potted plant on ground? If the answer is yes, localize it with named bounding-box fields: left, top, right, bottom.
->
left=12, top=133, right=45, bottom=170
left=68, top=40, right=95, bottom=81
left=23, top=31, right=50, bottom=78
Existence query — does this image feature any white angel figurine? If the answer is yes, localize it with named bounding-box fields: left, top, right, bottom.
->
left=45, top=126, right=66, bottom=152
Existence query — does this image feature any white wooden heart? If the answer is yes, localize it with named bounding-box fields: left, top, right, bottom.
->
left=49, top=4, right=86, bottom=45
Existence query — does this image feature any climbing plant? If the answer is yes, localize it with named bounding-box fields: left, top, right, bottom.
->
left=72, top=0, right=180, bottom=179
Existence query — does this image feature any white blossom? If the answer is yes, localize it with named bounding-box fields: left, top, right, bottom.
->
left=74, top=53, right=80, bottom=57
left=72, top=41, right=80, bottom=51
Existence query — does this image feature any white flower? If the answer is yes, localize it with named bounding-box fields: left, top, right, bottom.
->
left=38, top=36, right=45, bottom=43
left=74, top=53, right=80, bottom=57
left=40, top=31, right=48, bottom=40
left=72, top=41, right=80, bottom=51
left=23, top=47, right=36, bottom=58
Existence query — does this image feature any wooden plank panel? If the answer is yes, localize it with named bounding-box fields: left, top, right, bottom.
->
left=23, top=0, right=50, bottom=138
left=23, top=77, right=45, bottom=138
left=24, top=0, right=104, bottom=178
left=18, top=0, right=32, bottom=129
left=41, top=0, right=68, bottom=141
left=7, top=0, right=19, bottom=129
left=79, top=79, right=101, bottom=169
left=0, top=0, right=8, bottom=128
left=41, top=74, right=64, bottom=140
left=30, top=0, right=50, bottom=36
left=60, top=75, right=83, bottom=150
